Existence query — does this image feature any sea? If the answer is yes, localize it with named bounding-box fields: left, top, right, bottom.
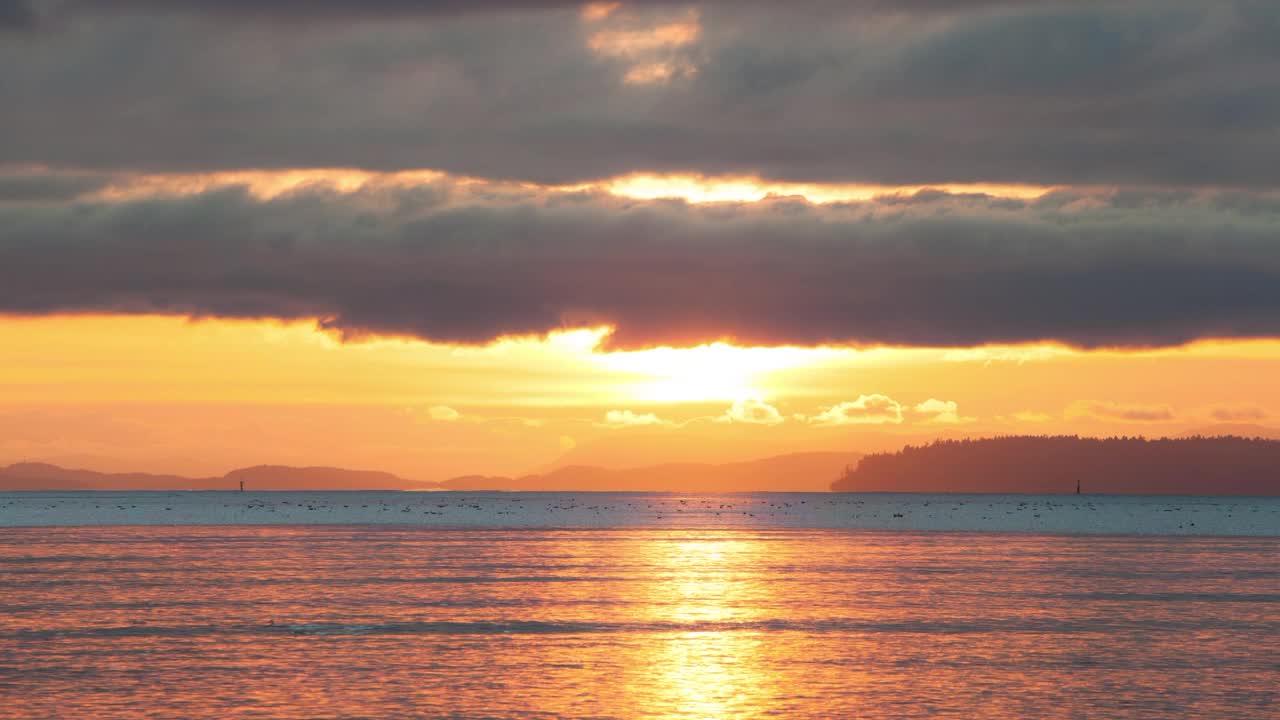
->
left=1, top=492, right=1277, bottom=719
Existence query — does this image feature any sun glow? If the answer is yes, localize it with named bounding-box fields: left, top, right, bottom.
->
left=597, top=342, right=837, bottom=403
left=19, top=163, right=1058, bottom=208
left=604, top=173, right=1052, bottom=204
left=629, top=535, right=771, bottom=719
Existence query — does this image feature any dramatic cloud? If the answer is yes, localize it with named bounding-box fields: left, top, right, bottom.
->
left=599, top=409, right=670, bottom=428
left=3, top=0, right=1106, bottom=25
left=3, top=179, right=1280, bottom=349
left=810, top=395, right=904, bottom=426
left=2, top=2, right=1279, bottom=187
left=4, top=0, right=627, bottom=25
left=718, top=398, right=785, bottom=425
left=0, top=171, right=111, bottom=202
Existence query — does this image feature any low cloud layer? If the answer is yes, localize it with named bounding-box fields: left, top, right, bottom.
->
left=3, top=179, right=1280, bottom=349
left=809, top=395, right=904, bottom=426
left=1, top=0, right=1108, bottom=25
left=1209, top=406, right=1268, bottom=423
left=1080, top=402, right=1178, bottom=423
left=805, top=395, right=969, bottom=425
left=600, top=409, right=670, bottom=428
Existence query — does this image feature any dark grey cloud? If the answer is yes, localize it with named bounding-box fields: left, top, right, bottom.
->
left=0, top=0, right=35, bottom=28
left=55, top=0, right=672, bottom=21
left=2, top=180, right=1279, bottom=349
left=2, top=1, right=1278, bottom=188
left=9, top=0, right=1096, bottom=23
left=0, top=170, right=111, bottom=202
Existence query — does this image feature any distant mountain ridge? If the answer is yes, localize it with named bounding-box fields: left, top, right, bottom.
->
left=0, top=463, right=197, bottom=491
left=442, top=452, right=864, bottom=492
left=0, top=451, right=863, bottom=492
left=17, top=434, right=1274, bottom=494
left=223, top=465, right=424, bottom=491
left=0, top=463, right=430, bottom=491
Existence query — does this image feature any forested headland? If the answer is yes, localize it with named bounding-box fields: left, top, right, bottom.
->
left=831, top=436, right=1280, bottom=495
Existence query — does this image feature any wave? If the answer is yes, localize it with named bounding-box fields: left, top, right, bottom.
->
left=9, top=615, right=1279, bottom=641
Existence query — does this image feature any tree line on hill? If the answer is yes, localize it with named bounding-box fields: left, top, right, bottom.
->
left=831, top=435, right=1280, bottom=495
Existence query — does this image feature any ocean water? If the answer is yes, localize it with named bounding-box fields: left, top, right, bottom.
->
left=4, top=491, right=1280, bottom=534
left=1, top=503, right=1277, bottom=719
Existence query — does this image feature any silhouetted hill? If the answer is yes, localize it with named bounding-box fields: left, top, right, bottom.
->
left=0, top=463, right=433, bottom=491
left=0, top=463, right=201, bottom=491
left=441, top=475, right=526, bottom=491
left=444, top=452, right=863, bottom=492
left=832, top=436, right=1280, bottom=495
left=222, top=465, right=426, bottom=491
left=536, top=428, right=965, bottom=474
left=2, top=452, right=860, bottom=492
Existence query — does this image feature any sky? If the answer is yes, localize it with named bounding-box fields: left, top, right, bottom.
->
left=2, top=0, right=1279, bottom=480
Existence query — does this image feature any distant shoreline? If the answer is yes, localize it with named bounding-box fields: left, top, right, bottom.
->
left=0, top=451, right=863, bottom=493
left=4, top=488, right=1280, bottom=498
left=2, top=491, right=1278, bottom=536
left=5, top=436, right=1279, bottom=495
left=834, top=435, right=1280, bottom=495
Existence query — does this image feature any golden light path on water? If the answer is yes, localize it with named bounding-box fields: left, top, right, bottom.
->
left=640, top=537, right=764, bottom=718
left=3, top=518, right=1276, bottom=719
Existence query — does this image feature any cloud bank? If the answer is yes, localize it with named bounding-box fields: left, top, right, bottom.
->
left=1079, top=402, right=1178, bottom=423
left=4, top=1, right=1280, bottom=350
left=3, top=1, right=1280, bottom=187
left=3, top=178, right=1280, bottom=349
left=1209, top=406, right=1268, bottom=423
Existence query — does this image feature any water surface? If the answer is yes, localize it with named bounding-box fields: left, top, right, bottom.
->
left=1, top=524, right=1276, bottom=718
left=4, top=491, right=1279, bottom=534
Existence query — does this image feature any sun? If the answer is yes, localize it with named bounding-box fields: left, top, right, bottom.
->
left=596, top=342, right=831, bottom=403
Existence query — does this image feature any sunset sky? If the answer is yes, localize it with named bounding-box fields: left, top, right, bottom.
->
left=2, top=0, right=1279, bottom=480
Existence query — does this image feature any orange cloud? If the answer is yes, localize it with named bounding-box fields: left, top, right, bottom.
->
left=809, top=395, right=904, bottom=426
left=588, top=20, right=700, bottom=56
left=1010, top=411, right=1054, bottom=423
left=717, top=398, right=785, bottom=425
left=428, top=405, right=462, bottom=422
left=623, top=61, right=693, bottom=85
left=1076, top=401, right=1177, bottom=423
left=599, top=409, right=671, bottom=428
left=912, top=398, right=971, bottom=424
left=1210, top=406, right=1268, bottom=422
left=580, top=2, right=620, bottom=21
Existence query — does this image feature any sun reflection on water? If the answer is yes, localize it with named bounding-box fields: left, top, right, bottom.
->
left=626, top=535, right=773, bottom=718
left=3, top=526, right=1277, bottom=719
